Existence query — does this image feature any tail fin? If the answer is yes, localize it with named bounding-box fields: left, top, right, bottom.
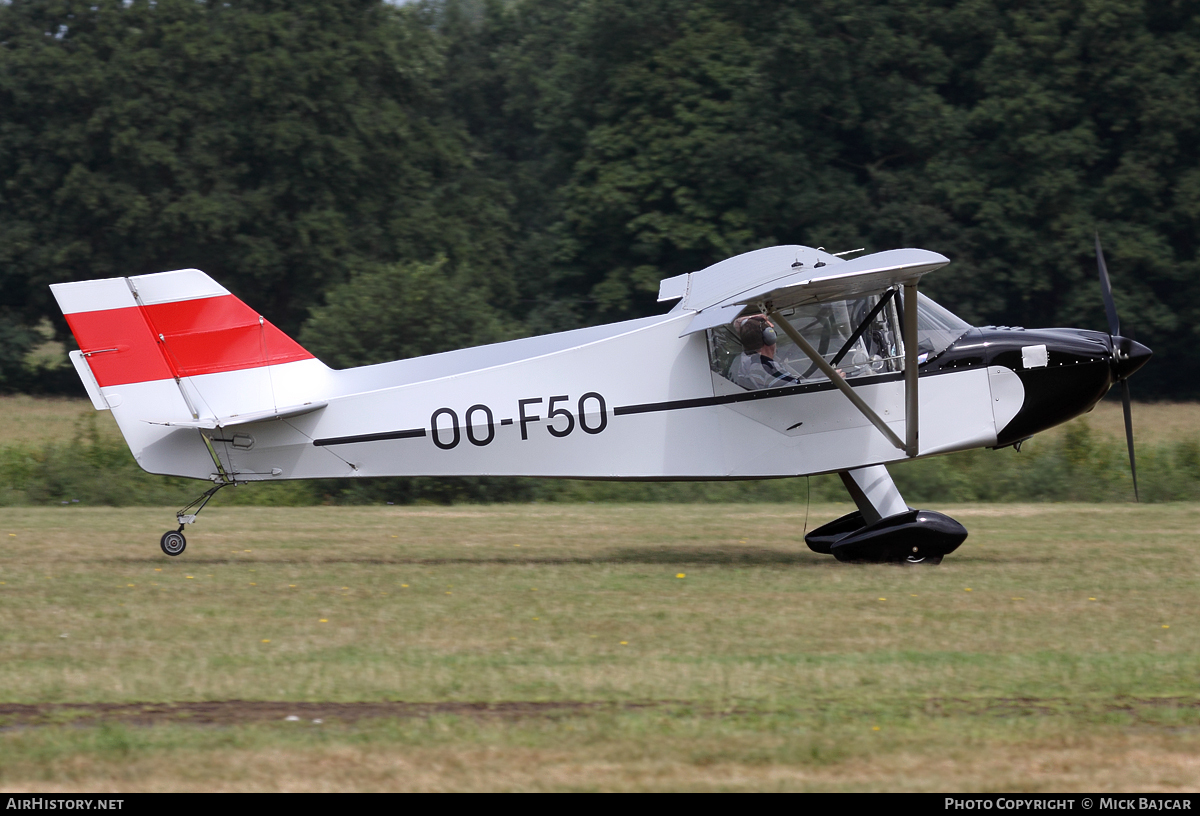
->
left=51, top=269, right=327, bottom=478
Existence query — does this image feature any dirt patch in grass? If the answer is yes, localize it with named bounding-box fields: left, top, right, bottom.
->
left=922, top=696, right=1200, bottom=722
left=5, top=696, right=1200, bottom=730
left=0, top=700, right=678, bottom=727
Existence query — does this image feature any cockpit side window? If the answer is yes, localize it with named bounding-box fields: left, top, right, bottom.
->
left=707, top=290, right=971, bottom=392
left=707, top=291, right=906, bottom=391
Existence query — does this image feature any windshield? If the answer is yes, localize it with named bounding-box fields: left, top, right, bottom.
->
left=911, top=292, right=971, bottom=362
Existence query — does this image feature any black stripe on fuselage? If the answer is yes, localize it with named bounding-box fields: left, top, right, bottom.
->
left=310, top=369, right=941, bottom=446
left=314, top=428, right=427, bottom=447
left=613, top=371, right=904, bottom=416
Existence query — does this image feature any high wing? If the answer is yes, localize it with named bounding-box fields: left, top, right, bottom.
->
left=658, top=247, right=950, bottom=336
left=716, top=248, right=949, bottom=310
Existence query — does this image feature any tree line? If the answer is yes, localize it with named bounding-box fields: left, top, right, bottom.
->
left=2, top=0, right=1196, bottom=396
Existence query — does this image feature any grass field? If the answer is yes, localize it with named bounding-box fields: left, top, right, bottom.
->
left=2, top=502, right=1200, bottom=791
left=0, top=395, right=123, bottom=446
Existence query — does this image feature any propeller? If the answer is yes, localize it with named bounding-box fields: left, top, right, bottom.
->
left=1095, top=233, right=1142, bottom=501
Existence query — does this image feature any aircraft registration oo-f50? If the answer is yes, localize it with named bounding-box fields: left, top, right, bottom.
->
left=51, top=240, right=1150, bottom=563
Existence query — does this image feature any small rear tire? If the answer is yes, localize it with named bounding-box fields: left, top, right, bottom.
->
left=160, top=530, right=186, bottom=557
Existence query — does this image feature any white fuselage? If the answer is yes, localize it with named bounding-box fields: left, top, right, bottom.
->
left=111, top=309, right=1024, bottom=483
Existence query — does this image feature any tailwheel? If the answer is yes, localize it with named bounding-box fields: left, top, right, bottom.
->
left=163, top=482, right=228, bottom=556
left=160, top=530, right=187, bottom=557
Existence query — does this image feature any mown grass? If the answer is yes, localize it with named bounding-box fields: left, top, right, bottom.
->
left=6, top=710, right=1200, bottom=792
left=0, top=395, right=122, bottom=446
left=1, top=503, right=1199, bottom=790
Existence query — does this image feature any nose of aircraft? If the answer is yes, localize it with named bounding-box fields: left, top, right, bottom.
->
left=1112, top=337, right=1152, bottom=382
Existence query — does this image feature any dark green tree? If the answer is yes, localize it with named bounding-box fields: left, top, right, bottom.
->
left=0, top=0, right=513, bottom=345
left=439, top=0, right=1199, bottom=395
left=299, top=256, right=522, bottom=368
left=4, top=0, right=1199, bottom=398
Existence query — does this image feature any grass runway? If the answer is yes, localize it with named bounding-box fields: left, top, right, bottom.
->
left=1, top=502, right=1199, bottom=791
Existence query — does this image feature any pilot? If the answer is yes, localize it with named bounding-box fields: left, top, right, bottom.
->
left=730, top=315, right=805, bottom=390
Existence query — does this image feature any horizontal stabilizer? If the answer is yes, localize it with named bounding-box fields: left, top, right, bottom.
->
left=146, top=401, right=327, bottom=429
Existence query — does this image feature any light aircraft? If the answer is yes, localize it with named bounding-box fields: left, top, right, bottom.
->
left=50, top=239, right=1150, bottom=563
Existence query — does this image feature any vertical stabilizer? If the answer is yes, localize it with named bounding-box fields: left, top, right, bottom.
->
left=51, top=270, right=328, bottom=479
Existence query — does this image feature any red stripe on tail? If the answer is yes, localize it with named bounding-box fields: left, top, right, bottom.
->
left=65, top=295, right=313, bottom=387
left=143, top=296, right=313, bottom=378
left=66, top=306, right=174, bottom=387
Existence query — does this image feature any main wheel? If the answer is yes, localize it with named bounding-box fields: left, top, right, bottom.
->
left=160, top=530, right=186, bottom=557
left=902, top=553, right=942, bottom=566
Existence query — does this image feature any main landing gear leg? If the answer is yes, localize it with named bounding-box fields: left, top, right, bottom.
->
left=804, top=465, right=967, bottom=565
left=160, top=483, right=228, bottom=557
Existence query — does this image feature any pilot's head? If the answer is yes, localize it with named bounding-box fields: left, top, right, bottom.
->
left=739, top=317, right=776, bottom=352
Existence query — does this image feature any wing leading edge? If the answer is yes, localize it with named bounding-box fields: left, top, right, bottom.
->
left=664, top=247, right=949, bottom=336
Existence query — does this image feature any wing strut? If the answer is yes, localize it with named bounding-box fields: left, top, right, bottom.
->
left=769, top=279, right=920, bottom=457
left=769, top=308, right=906, bottom=453
left=902, top=282, right=919, bottom=457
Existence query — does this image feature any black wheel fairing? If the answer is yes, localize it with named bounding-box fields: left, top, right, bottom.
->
left=804, top=508, right=967, bottom=563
